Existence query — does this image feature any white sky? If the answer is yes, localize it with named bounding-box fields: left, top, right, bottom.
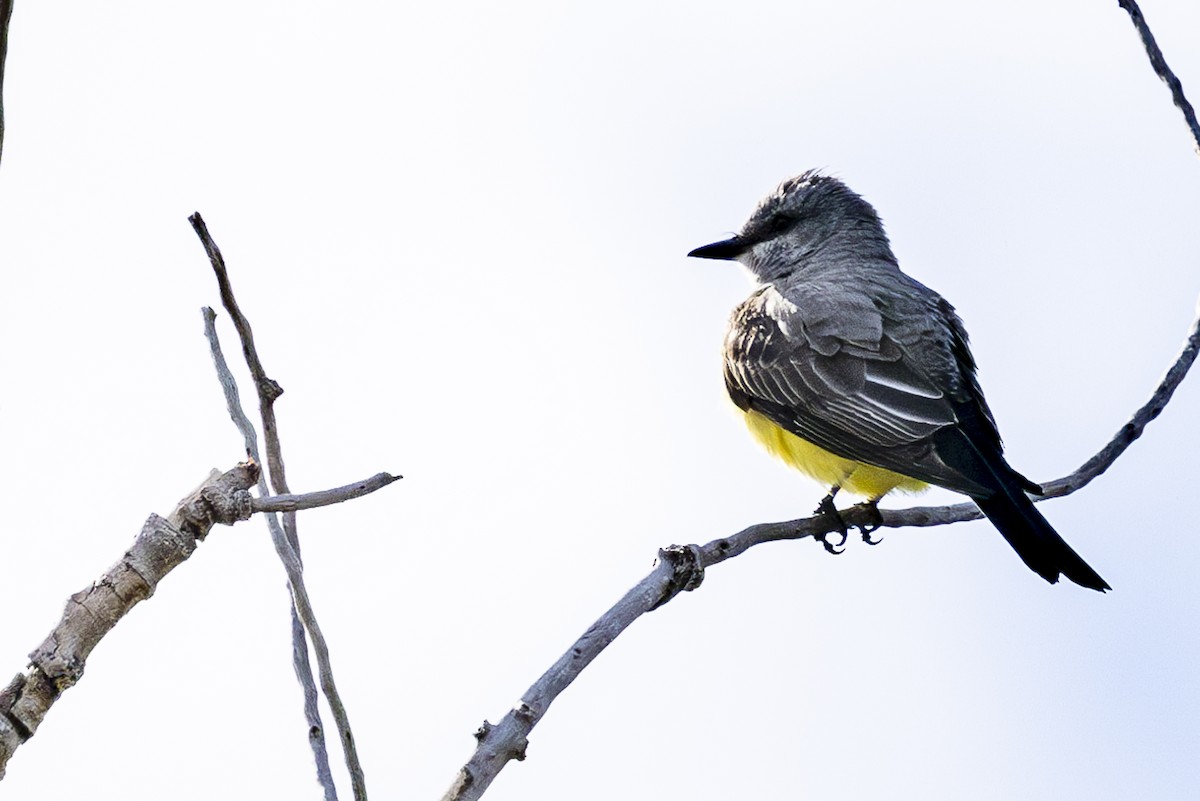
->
left=1, top=1, right=1199, bottom=799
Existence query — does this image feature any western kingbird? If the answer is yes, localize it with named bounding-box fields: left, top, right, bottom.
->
left=689, top=170, right=1108, bottom=591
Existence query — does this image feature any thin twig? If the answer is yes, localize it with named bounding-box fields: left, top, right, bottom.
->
left=1118, top=0, right=1200, bottom=156
left=192, top=225, right=288, bottom=493
left=0, top=0, right=13, bottom=167
left=201, top=307, right=339, bottom=801
left=252, top=474, right=402, bottom=514
left=192, top=218, right=369, bottom=801
left=1042, top=311, right=1200, bottom=500
left=441, top=5, right=1200, bottom=795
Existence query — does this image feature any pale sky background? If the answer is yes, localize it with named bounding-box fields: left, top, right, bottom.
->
left=1, top=1, right=1199, bottom=799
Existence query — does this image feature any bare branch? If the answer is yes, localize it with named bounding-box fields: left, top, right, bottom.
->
left=251, top=473, right=402, bottom=514
left=201, top=306, right=338, bottom=800
left=0, top=450, right=395, bottom=783
left=192, top=217, right=369, bottom=801
left=0, top=0, right=13, bottom=166
left=1118, top=0, right=1200, bottom=157
left=202, top=307, right=263, bottom=470
left=1042, top=308, right=1200, bottom=500
left=0, top=463, right=261, bottom=780
left=442, top=5, right=1200, bottom=796
left=189, top=216, right=290, bottom=509
left=443, top=296, right=1200, bottom=800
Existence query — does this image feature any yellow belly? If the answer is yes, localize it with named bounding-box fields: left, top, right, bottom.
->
left=740, top=408, right=928, bottom=500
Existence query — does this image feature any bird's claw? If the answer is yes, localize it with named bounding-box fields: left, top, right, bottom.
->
left=814, top=493, right=849, bottom=555
left=817, top=529, right=848, bottom=555
left=854, top=501, right=884, bottom=545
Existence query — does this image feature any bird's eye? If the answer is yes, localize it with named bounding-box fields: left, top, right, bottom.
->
left=767, top=214, right=794, bottom=234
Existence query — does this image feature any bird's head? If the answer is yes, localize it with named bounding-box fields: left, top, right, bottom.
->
left=688, top=170, right=891, bottom=282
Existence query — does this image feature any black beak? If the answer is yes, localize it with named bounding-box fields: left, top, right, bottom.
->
left=687, top=235, right=749, bottom=261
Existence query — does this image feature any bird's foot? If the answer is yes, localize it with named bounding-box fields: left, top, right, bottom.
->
left=853, top=501, right=884, bottom=545
left=813, top=493, right=848, bottom=555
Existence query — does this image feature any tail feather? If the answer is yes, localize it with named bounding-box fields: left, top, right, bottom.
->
left=931, top=406, right=1109, bottom=592
left=973, top=482, right=1110, bottom=592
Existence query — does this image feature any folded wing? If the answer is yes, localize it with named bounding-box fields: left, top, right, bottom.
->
left=723, top=283, right=996, bottom=496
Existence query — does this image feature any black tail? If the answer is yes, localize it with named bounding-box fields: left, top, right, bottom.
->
left=931, top=398, right=1109, bottom=592
left=973, top=480, right=1109, bottom=592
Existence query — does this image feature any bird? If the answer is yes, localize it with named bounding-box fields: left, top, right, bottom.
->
left=688, top=170, right=1109, bottom=591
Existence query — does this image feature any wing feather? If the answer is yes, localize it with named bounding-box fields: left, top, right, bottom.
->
left=724, top=285, right=992, bottom=495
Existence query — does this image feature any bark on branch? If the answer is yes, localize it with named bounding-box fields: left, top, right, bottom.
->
left=0, top=463, right=259, bottom=779
left=0, top=463, right=397, bottom=780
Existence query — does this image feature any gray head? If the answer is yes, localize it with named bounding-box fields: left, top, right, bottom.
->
left=688, top=170, right=896, bottom=282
